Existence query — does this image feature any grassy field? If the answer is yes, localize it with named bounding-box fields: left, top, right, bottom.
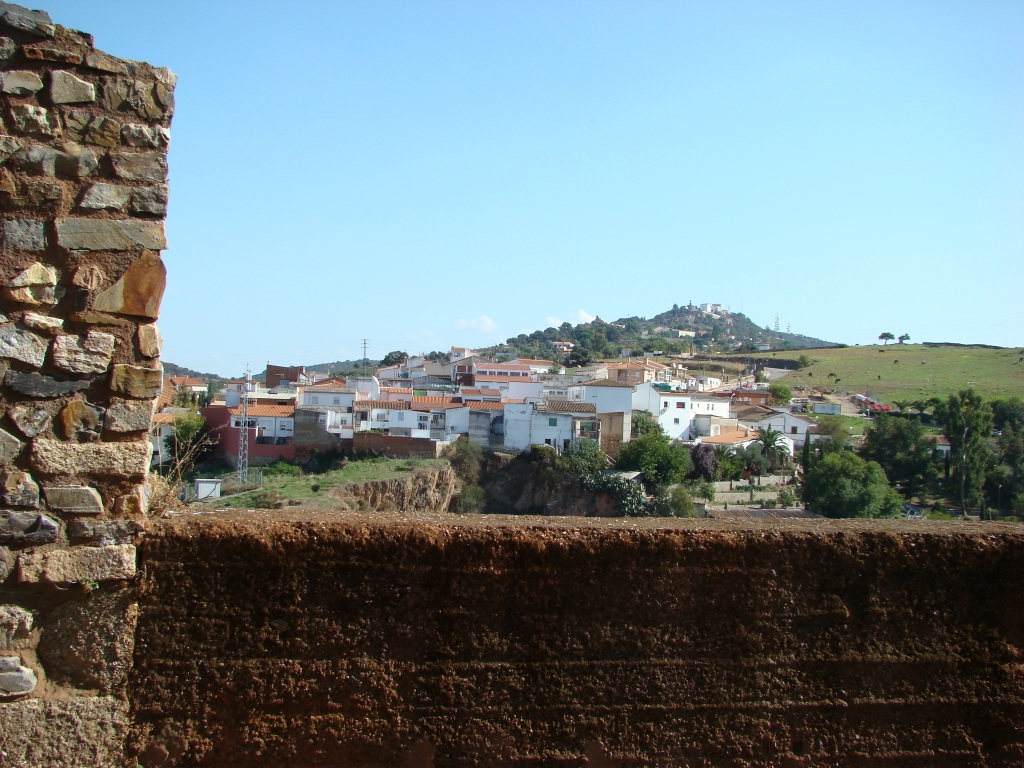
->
left=214, top=457, right=448, bottom=509
left=762, top=344, right=1024, bottom=404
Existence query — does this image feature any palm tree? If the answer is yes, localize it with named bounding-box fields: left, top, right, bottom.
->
left=755, top=427, right=789, bottom=470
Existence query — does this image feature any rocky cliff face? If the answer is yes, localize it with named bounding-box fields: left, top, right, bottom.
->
left=332, top=463, right=460, bottom=513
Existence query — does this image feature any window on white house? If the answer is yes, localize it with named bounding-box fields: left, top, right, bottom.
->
left=549, top=417, right=557, bottom=427
left=310, top=396, right=319, bottom=404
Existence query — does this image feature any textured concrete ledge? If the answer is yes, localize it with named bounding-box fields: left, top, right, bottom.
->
left=130, top=514, right=1024, bottom=767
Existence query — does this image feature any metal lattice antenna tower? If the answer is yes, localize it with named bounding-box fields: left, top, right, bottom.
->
left=236, top=367, right=252, bottom=485
left=774, top=314, right=780, bottom=332
left=361, top=338, right=369, bottom=376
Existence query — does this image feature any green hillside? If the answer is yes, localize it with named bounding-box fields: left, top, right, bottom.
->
left=764, top=344, right=1024, bottom=403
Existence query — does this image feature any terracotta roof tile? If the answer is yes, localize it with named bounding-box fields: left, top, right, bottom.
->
left=544, top=401, right=597, bottom=414
left=227, top=404, right=294, bottom=418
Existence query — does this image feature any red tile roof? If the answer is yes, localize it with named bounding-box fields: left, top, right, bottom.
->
left=544, top=401, right=597, bottom=414
left=227, top=405, right=294, bottom=418
left=355, top=400, right=410, bottom=410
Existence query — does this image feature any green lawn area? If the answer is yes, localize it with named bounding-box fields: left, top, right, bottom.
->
left=763, top=344, right=1024, bottom=404
left=215, top=456, right=448, bottom=509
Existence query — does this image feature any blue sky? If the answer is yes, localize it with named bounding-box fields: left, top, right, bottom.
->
left=41, top=1, right=1023, bottom=376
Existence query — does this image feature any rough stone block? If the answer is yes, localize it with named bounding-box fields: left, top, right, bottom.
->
left=84, top=49, right=127, bottom=74
left=63, top=110, right=120, bottom=148
left=0, top=2, right=54, bottom=37
left=79, top=182, right=130, bottom=210
left=110, top=364, right=163, bottom=399
left=53, top=144, right=98, bottom=177
left=104, top=398, right=155, bottom=433
left=12, top=144, right=58, bottom=175
left=121, top=123, right=169, bottom=148
left=56, top=218, right=166, bottom=251
left=130, top=183, right=169, bottom=216
left=7, top=404, right=51, bottom=437
left=38, top=587, right=138, bottom=693
left=0, top=36, right=13, bottom=59
left=30, top=439, right=151, bottom=478
left=0, top=655, right=36, bottom=696
left=0, top=547, right=12, bottom=581
left=22, top=46, right=81, bottom=64
left=138, top=323, right=162, bottom=358
left=21, top=312, right=63, bottom=335
left=0, top=604, right=32, bottom=648
left=49, top=70, right=96, bottom=103
left=7, top=104, right=59, bottom=137
left=0, top=134, right=22, bottom=162
left=0, top=70, right=43, bottom=95
left=92, top=250, right=166, bottom=318
left=58, top=399, right=104, bottom=442
left=4, top=371, right=92, bottom=398
left=0, top=697, right=129, bottom=768
left=0, top=426, right=23, bottom=463
left=113, top=485, right=150, bottom=517
left=109, top=150, right=167, bottom=182
left=0, top=470, right=39, bottom=508
left=0, top=511, right=58, bottom=546
left=0, top=324, right=48, bottom=366
left=52, top=331, right=116, bottom=374
left=68, top=519, right=142, bottom=546
left=72, top=264, right=105, bottom=289
left=44, top=485, right=104, bottom=515
left=1, top=219, right=45, bottom=251
left=18, top=543, right=136, bottom=583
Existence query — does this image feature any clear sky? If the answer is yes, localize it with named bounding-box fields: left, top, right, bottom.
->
left=40, top=1, right=1024, bottom=376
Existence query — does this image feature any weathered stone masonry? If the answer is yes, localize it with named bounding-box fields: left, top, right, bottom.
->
left=0, top=3, right=171, bottom=763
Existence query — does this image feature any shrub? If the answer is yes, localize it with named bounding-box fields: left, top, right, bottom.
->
left=265, top=459, right=302, bottom=476
left=445, top=439, right=484, bottom=484
left=456, top=484, right=487, bottom=514
left=250, top=490, right=284, bottom=509
left=669, top=485, right=696, bottom=517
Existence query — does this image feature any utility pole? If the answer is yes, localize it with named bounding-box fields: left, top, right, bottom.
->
left=236, top=367, right=252, bottom=485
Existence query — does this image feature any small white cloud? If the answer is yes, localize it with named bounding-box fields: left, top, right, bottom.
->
left=456, top=315, right=497, bottom=333
left=569, top=309, right=595, bottom=324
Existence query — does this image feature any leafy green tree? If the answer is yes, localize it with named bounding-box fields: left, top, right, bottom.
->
left=713, top=444, right=743, bottom=480
left=987, top=427, right=1024, bottom=514
left=859, top=413, right=940, bottom=501
left=991, top=397, right=1024, bottom=434
left=630, top=410, right=663, bottom=439
left=380, top=350, right=408, bottom=368
left=897, top=333, right=910, bottom=344
left=669, top=485, right=696, bottom=517
left=944, top=389, right=992, bottom=511
left=813, top=415, right=851, bottom=452
left=768, top=383, right=792, bottom=405
left=755, top=427, right=789, bottom=470
left=616, top=431, right=693, bottom=493
left=879, top=332, right=895, bottom=345
left=564, top=347, right=593, bottom=368
left=797, top=355, right=813, bottom=369
left=689, top=443, right=718, bottom=481
left=734, top=443, right=770, bottom=477
left=561, top=438, right=608, bottom=483
left=803, top=451, right=902, bottom=518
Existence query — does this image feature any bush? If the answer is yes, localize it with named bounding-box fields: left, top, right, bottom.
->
left=456, top=484, right=487, bottom=513
left=445, top=439, right=484, bottom=484
left=669, top=486, right=696, bottom=517
left=250, top=490, right=284, bottom=509
left=264, top=459, right=302, bottom=476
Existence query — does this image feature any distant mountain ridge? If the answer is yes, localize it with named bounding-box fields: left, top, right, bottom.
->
left=167, top=304, right=836, bottom=380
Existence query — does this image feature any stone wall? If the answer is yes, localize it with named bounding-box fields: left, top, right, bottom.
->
left=0, top=3, right=173, bottom=763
